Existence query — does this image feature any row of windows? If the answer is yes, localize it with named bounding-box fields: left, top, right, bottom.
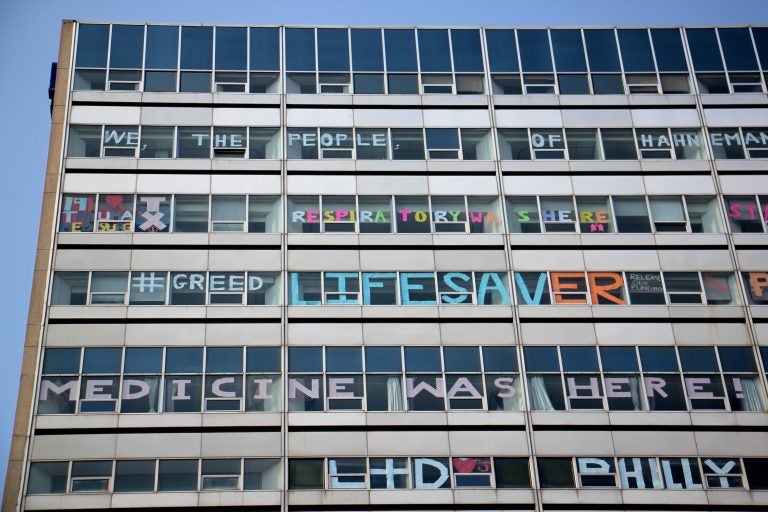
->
left=59, top=193, right=743, bottom=235
left=50, top=271, right=768, bottom=307
left=37, top=345, right=768, bottom=414
left=74, top=24, right=768, bottom=96
left=26, top=455, right=768, bottom=495
left=66, top=125, right=768, bottom=161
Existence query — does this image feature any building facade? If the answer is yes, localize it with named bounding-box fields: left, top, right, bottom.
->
left=5, top=20, right=768, bottom=511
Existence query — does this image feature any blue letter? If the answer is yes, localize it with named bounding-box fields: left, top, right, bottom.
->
left=290, top=273, right=321, bottom=305
left=439, top=272, right=472, bottom=304
left=514, top=272, right=549, bottom=305
left=476, top=272, right=511, bottom=305
left=400, top=272, right=437, bottom=305
left=325, top=272, right=360, bottom=304
left=362, top=272, right=397, bottom=305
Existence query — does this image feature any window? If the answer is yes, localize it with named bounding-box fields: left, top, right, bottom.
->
left=212, top=127, right=246, bottom=157
left=649, top=196, right=687, bottom=232
left=211, top=196, right=246, bottom=231
left=103, top=126, right=139, bottom=157
left=250, top=27, right=280, bottom=93
left=576, top=196, right=612, bottom=233
left=352, top=29, right=384, bottom=94
left=328, top=458, right=366, bottom=488
left=325, top=347, right=363, bottom=409
left=744, top=128, right=768, bottom=158
left=494, top=458, right=530, bottom=488
left=139, top=126, right=174, bottom=158
left=498, top=129, right=531, bottom=160
left=114, top=460, right=156, bottom=492
left=289, top=459, right=323, bottom=489
left=180, top=26, right=212, bottom=92
left=506, top=197, right=540, bottom=233
left=638, top=347, right=686, bottom=411
left=709, top=128, right=745, bottom=159
left=577, top=457, right=617, bottom=487
left=96, top=194, right=133, bottom=232
left=319, top=128, right=353, bottom=158
left=395, top=196, right=430, bottom=233
left=601, top=128, right=637, bottom=159
left=74, top=24, right=108, bottom=90
left=173, top=195, right=209, bottom=232
left=613, top=196, right=651, bottom=233
left=27, top=462, right=69, bottom=494
left=244, top=459, right=280, bottom=490
left=453, top=457, right=492, bottom=487
left=286, top=128, right=318, bottom=159
left=355, top=129, right=388, bottom=159
left=537, top=458, right=574, bottom=488
left=248, top=195, right=281, bottom=233
left=51, top=272, right=88, bottom=305
left=524, top=346, right=565, bottom=411
left=67, top=125, right=101, bottom=157
left=539, top=197, right=576, bottom=232
left=249, top=128, right=280, bottom=159
left=566, top=129, right=602, bottom=160
left=177, top=127, right=210, bottom=158
left=70, top=461, right=112, bottom=493
left=369, top=458, right=409, bottom=488
left=391, top=129, right=424, bottom=160
left=121, top=347, right=162, bottom=413
left=201, top=459, right=241, bottom=490
left=89, top=272, right=128, bottom=304
left=145, top=25, right=179, bottom=92
left=59, top=194, right=95, bottom=232
left=158, top=459, right=198, bottom=491
left=425, top=128, right=459, bottom=159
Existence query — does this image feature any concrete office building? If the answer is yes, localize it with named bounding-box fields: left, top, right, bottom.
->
left=5, top=19, right=768, bottom=511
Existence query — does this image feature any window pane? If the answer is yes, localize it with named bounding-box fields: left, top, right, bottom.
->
left=76, top=24, right=109, bottom=67
left=244, top=459, right=280, bottom=490
left=551, top=30, right=586, bottom=72
left=250, top=27, right=280, bottom=70
left=51, top=272, right=88, bottom=305
left=485, top=29, right=518, bottom=72
left=538, top=458, right=575, bottom=488
left=43, top=348, right=81, bottom=374
left=405, top=346, right=441, bottom=372
left=83, top=347, right=122, bottom=373
left=27, top=462, right=68, bottom=494
left=114, top=460, right=156, bottom=493
left=685, top=196, right=721, bottom=233
left=215, top=27, right=246, bottom=70
left=753, top=28, right=768, bottom=69
left=651, top=29, right=688, bottom=72
left=584, top=29, right=621, bottom=72
left=687, top=28, right=724, bottom=71
left=158, top=460, right=198, bottom=491
left=498, top=129, right=530, bottom=160
left=618, top=29, right=655, bottom=72
left=518, top=29, right=553, bottom=72
left=110, top=25, right=144, bottom=68
left=384, top=29, right=417, bottom=72
left=395, top=196, right=430, bottom=233
left=417, top=29, right=451, bottom=72
left=144, top=70, right=176, bottom=92
left=639, top=346, right=679, bottom=372
left=211, top=195, right=245, bottom=231
left=494, top=458, right=530, bottom=488
left=524, top=346, right=559, bottom=372
left=349, top=29, right=384, bottom=73
left=174, top=195, right=209, bottom=232
left=59, top=194, right=95, bottom=232
left=180, top=26, right=212, bottom=70
left=558, top=74, right=589, bottom=94
left=566, top=128, right=601, bottom=160
left=391, top=129, right=424, bottom=160
left=451, top=29, right=483, bottom=72
left=317, top=28, right=349, bottom=72
left=146, top=26, right=178, bottom=69
left=67, top=125, right=101, bottom=157
left=365, top=347, right=401, bottom=372
left=124, top=347, right=162, bottom=373
left=166, top=347, right=203, bottom=373
left=719, top=28, right=758, bottom=71
left=626, top=272, right=665, bottom=304
left=289, top=459, right=323, bottom=489
left=326, top=347, right=362, bottom=372
left=286, top=28, right=316, bottom=71
left=600, top=347, right=639, bottom=372
left=601, top=129, right=637, bottom=159
left=140, top=126, right=174, bottom=158
left=177, top=127, right=210, bottom=158
left=709, top=128, right=745, bottom=159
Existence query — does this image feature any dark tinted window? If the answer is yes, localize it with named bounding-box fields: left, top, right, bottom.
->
left=288, top=347, right=322, bottom=372
left=451, top=29, right=484, bottom=72
left=678, top=346, right=718, bottom=372
left=325, top=347, right=362, bottom=372
left=618, top=29, right=655, bottom=72
left=124, top=347, right=162, bottom=373
left=744, top=458, right=768, bottom=489
left=145, top=25, right=179, bottom=69
left=584, top=29, right=621, bottom=72
left=165, top=347, right=203, bottom=373
left=250, top=28, right=280, bottom=70
left=109, top=25, right=144, bottom=68
left=318, top=28, right=349, bottom=71
left=718, top=28, right=758, bottom=71
left=43, top=348, right=81, bottom=374
left=418, top=29, right=452, bottom=72
left=560, top=346, right=599, bottom=372
left=83, top=347, right=122, bottom=373
left=443, top=347, right=480, bottom=372
left=76, top=24, right=109, bottom=67
left=180, top=26, right=212, bottom=69
left=718, top=346, right=757, bottom=372
left=494, top=458, right=530, bottom=488
left=753, top=28, right=768, bottom=68
left=524, top=346, right=559, bottom=372
left=639, top=347, right=679, bottom=372
left=246, top=347, right=281, bottom=372
left=551, top=30, right=586, bottom=72
left=215, top=27, right=246, bottom=70
left=651, top=29, right=688, bottom=72
left=538, top=458, right=575, bottom=488
left=286, top=28, right=316, bottom=71
left=365, top=347, right=402, bottom=372
left=482, top=346, right=518, bottom=372
left=485, top=29, right=519, bottom=72
left=599, top=347, right=639, bottom=372
left=687, top=28, right=724, bottom=71
left=385, top=29, right=417, bottom=72
left=404, top=346, right=441, bottom=372
left=351, top=29, right=384, bottom=71
left=289, top=459, right=323, bottom=489
left=518, top=29, right=553, bottom=72
left=206, top=347, right=243, bottom=373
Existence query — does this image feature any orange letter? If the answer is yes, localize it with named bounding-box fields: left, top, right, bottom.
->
left=551, top=272, right=588, bottom=304
left=749, top=272, right=768, bottom=299
left=588, top=272, right=626, bottom=305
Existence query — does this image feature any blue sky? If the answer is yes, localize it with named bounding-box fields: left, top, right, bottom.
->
left=0, top=0, right=766, bottom=486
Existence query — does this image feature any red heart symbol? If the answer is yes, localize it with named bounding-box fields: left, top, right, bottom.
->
left=453, top=458, right=477, bottom=473
left=105, top=195, right=124, bottom=208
